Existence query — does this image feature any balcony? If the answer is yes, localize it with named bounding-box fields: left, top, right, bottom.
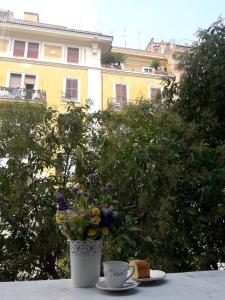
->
left=0, top=87, right=46, bottom=103
left=108, top=97, right=132, bottom=110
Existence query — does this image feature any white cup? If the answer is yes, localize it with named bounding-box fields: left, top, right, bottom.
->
left=103, top=261, right=135, bottom=288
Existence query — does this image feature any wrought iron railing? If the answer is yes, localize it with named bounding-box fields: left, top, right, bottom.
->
left=0, top=87, right=46, bottom=102
left=61, top=93, right=80, bottom=103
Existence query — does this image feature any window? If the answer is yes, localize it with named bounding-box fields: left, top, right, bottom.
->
left=9, top=73, right=36, bottom=90
left=13, top=40, right=39, bottom=59
left=115, top=84, right=127, bottom=100
left=65, top=79, right=78, bottom=100
left=13, top=41, right=25, bottom=57
left=67, top=47, right=79, bottom=63
left=27, top=42, right=39, bottom=59
left=24, top=75, right=36, bottom=90
left=150, top=87, right=161, bottom=99
left=143, top=67, right=154, bottom=73
left=8, top=73, right=37, bottom=100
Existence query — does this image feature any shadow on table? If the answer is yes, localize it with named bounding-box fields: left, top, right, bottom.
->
left=138, top=279, right=169, bottom=288
left=96, top=288, right=139, bottom=296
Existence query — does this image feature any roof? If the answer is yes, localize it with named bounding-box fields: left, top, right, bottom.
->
left=0, top=10, right=113, bottom=40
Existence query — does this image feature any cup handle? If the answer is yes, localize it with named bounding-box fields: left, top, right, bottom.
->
left=126, top=265, right=135, bottom=281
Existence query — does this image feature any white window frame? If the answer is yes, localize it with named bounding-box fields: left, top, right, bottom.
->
left=11, top=39, right=41, bottom=60
left=65, top=45, right=80, bottom=65
left=7, top=72, right=38, bottom=90
left=142, top=67, right=154, bottom=74
left=63, top=77, right=80, bottom=103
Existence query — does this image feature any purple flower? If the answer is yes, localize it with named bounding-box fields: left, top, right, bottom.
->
left=76, top=191, right=88, bottom=198
left=72, top=185, right=80, bottom=193
left=87, top=172, right=98, bottom=182
left=99, top=206, right=117, bottom=230
left=106, top=182, right=113, bottom=190
left=100, top=182, right=113, bottom=193
left=55, top=192, right=68, bottom=211
left=100, top=186, right=108, bottom=193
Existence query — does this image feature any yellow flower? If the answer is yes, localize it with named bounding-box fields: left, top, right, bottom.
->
left=101, top=227, right=109, bottom=235
left=55, top=211, right=65, bottom=224
left=87, top=228, right=97, bottom=237
left=91, top=215, right=101, bottom=225
left=92, top=207, right=100, bottom=216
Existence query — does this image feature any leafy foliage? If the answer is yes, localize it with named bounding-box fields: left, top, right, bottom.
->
left=172, top=18, right=225, bottom=146
left=77, top=102, right=225, bottom=271
left=0, top=103, right=88, bottom=280
left=101, top=52, right=127, bottom=66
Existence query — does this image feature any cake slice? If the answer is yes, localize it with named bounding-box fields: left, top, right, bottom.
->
left=129, top=260, right=150, bottom=279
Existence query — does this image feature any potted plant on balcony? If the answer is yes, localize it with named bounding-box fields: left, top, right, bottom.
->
left=55, top=181, right=116, bottom=287
left=112, top=52, right=127, bottom=69
left=101, top=52, right=127, bottom=69
left=150, top=59, right=161, bottom=72
left=101, top=52, right=116, bottom=68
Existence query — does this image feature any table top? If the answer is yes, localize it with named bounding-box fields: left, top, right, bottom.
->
left=1, top=270, right=225, bottom=300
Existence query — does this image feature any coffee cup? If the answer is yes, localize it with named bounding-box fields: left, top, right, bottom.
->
left=103, top=261, right=135, bottom=288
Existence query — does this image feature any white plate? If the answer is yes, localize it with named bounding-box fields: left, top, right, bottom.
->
left=96, top=279, right=139, bottom=292
left=134, top=270, right=166, bottom=282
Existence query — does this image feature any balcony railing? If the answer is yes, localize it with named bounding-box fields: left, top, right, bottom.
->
left=61, top=93, right=80, bottom=103
left=108, top=97, right=132, bottom=110
left=0, top=87, right=46, bottom=102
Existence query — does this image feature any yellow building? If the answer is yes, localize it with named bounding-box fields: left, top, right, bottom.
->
left=0, top=10, right=190, bottom=112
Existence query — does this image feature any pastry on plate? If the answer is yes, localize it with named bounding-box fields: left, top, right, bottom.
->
left=129, top=259, right=150, bottom=279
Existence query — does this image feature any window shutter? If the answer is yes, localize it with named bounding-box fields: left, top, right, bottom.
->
left=13, top=41, right=25, bottom=57
left=9, top=74, right=22, bottom=88
left=27, top=42, right=39, bottom=59
left=24, top=75, right=36, bottom=85
left=67, top=47, right=79, bottom=63
left=116, top=84, right=127, bottom=100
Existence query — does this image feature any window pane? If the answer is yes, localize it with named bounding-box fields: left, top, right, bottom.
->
left=9, top=73, right=22, bottom=88
left=13, top=41, right=25, bottom=57
left=67, top=47, right=79, bottom=63
left=66, top=79, right=78, bottom=99
left=27, top=42, right=39, bottom=59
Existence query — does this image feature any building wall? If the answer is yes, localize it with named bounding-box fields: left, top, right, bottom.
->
left=0, top=60, right=89, bottom=112
left=102, top=70, right=162, bottom=110
left=124, top=57, right=167, bottom=73
left=0, top=39, right=9, bottom=55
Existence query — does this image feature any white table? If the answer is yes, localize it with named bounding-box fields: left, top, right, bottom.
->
left=1, top=270, right=224, bottom=300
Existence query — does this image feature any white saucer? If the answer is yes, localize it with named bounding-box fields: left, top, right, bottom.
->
left=134, top=269, right=166, bottom=282
left=96, top=279, right=139, bottom=291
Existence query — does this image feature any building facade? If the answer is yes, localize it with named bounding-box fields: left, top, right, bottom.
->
left=0, top=10, right=190, bottom=112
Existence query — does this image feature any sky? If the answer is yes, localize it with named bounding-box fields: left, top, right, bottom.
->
left=1, top=0, right=225, bottom=49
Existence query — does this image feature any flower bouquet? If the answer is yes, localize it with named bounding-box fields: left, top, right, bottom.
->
left=55, top=183, right=117, bottom=287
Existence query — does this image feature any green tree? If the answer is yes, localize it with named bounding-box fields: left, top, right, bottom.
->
left=0, top=103, right=89, bottom=281
left=176, top=18, right=225, bottom=146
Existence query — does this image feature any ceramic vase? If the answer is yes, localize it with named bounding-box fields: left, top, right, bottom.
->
left=69, top=239, right=102, bottom=287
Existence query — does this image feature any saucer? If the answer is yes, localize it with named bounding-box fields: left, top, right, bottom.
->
left=134, top=269, right=166, bottom=282
left=96, top=279, right=139, bottom=291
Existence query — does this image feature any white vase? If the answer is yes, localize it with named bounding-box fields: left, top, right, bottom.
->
left=69, top=239, right=102, bottom=287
